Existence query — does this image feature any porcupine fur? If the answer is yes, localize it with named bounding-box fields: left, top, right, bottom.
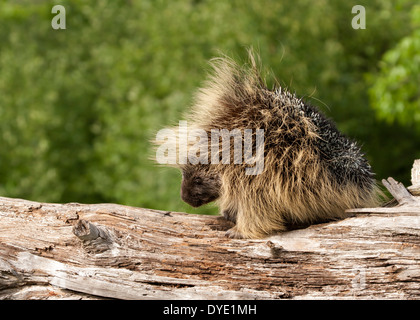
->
left=158, top=53, right=380, bottom=239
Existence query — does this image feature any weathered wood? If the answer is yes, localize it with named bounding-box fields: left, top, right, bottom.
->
left=0, top=192, right=419, bottom=300
left=382, top=177, right=416, bottom=205
left=408, top=159, right=420, bottom=196
left=348, top=160, right=420, bottom=215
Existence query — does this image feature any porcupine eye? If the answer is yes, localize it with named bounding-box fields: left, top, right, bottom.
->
left=193, top=177, right=203, bottom=185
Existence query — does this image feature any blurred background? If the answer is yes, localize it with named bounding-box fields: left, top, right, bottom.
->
left=0, top=0, right=419, bottom=215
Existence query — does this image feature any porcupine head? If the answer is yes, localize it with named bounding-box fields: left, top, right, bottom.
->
left=155, top=52, right=380, bottom=239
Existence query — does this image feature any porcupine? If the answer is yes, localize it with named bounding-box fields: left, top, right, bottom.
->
left=158, top=53, right=380, bottom=239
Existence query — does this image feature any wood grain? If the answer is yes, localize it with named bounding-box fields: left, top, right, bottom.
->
left=1, top=194, right=419, bottom=300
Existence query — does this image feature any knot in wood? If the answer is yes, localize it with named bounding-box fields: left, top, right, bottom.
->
left=73, top=220, right=114, bottom=253
left=266, top=240, right=284, bottom=258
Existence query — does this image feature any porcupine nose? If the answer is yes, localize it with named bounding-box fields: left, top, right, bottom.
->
left=181, top=188, right=204, bottom=207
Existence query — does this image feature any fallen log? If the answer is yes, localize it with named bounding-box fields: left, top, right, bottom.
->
left=0, top=161, right=419, bottom=300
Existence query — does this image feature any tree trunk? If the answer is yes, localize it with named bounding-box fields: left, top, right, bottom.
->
left=1, top=161, right=419, bottom=300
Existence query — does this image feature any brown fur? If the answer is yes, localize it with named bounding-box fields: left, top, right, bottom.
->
left=156, top=52, right=381, bottom=239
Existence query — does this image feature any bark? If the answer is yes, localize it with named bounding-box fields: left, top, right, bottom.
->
left=0, top=161, right=419, bottom=300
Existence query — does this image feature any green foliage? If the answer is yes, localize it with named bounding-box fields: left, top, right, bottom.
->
left=368, top=5, right=420, bottom=127
left=0, top=0, right=419, bottom=215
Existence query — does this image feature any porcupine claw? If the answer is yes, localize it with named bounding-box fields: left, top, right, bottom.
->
left=225, top=226, right=245, bottom=239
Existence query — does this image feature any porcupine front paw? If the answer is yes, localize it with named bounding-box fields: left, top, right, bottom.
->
left=222, top=208, right=237, bottom=223
left=225, top=226, right=245, bottom=239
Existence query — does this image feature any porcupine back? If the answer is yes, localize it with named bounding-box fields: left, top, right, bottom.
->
left=185, top=54, right=380, bottom=238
